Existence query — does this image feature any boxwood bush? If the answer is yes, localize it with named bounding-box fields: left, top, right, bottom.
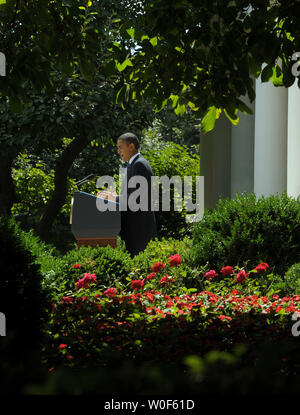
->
left=131, top=236, right=202, bottom=289
left=191, top=192, right=300, bottom=276
left=50, top=244, right=133, bottom=295
left=132, top=237, right=193, bottom=271
left=0, top=216, right=49, bottom=393
left=283, top=263, right=300, bottom=294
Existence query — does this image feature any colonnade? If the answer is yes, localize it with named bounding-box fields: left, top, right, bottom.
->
left=200, top=78, right=300, bottom=209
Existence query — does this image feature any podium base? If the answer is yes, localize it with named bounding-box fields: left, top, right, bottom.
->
left=77, top=237, right=117, bottom=249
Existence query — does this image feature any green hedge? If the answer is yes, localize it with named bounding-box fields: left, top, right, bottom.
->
left=191, top=192, right=300, bottom=276
left=0, top=216, right=49, bottom=393
left=50, top=244, right=133, bottom=295
left=283, top=263, right=300, bottom=295
left=130, top=236, right=202, bottom=289
left=26, top=342, right=300, bottom=395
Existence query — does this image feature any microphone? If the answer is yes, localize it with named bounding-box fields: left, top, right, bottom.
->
left=76, top=174, right=95, bottom=187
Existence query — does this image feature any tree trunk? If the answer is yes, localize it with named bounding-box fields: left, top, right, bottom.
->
left=36, top=136, right=90, bottom=241
left=0, top=154, right=16, bottom=216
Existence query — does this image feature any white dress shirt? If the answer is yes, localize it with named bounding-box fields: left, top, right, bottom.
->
left=128, top=152, right=140, bottom=165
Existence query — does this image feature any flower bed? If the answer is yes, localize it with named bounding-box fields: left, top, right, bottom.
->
left=43, top=256, right=300, bottom=371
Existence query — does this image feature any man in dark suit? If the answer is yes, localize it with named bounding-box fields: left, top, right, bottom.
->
left=98, top=132, right=157, bottom=256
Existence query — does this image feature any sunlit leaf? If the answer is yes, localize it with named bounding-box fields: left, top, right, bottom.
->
left=201, top=106, right=221, bottom=133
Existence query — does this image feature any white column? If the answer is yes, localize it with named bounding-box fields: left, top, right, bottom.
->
left=231, top=94, right=255, bottom=198
left=254, top=78, right=288, bottom=197
left=287, top=82, right=300, bottom=199
left=200, top=113, right=232, bottom=209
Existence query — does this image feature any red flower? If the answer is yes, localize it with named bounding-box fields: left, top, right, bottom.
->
left=230, top=289, right=241, bottom=296
left=152, top=262, right=165, bottom=272
left=218, top=315, right=232, bottom=322
left=235, top=270, right=249, bottom=284
left=58, top=343, right=67, bottom=349
left=60, top=296, right=73, bottom=304
left=104, top=287, right=117, bottom=296
left=131, top=279, right=145, bottom=290
left=146, top=272, right=156, bottom=281
left=254, top=262, right=269, bottom=273
left=169, top=254, right=183, bottom=267
left=145, top=292, right=154, bottom=302
left=160, top=275, right=174, bottom=285
left=220, top=266, right=234, bottom=276
left=204, top=270, right=218, bottom=280
left=75, top=273, right=97, bottom=289
left=72, top=263, right=82, bottom=269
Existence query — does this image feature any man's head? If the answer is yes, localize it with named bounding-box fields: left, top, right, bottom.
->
left=117, top=132, right=139, bottom=162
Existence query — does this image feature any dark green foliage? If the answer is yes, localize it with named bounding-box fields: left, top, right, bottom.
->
left=283, top=263, right=300, bottom=295
left=26, top=340, right=300, bottom=395
left=131, top=237, right=203, bottom=290
left=192, top=192, right=300, bottom=276
left=132, top=236, right=193, bottom=272
left=141, top=132, right=200, bottom=239
left=0, top=216, right=49, bottom=393
left=52, top=244, right=133, bottom=294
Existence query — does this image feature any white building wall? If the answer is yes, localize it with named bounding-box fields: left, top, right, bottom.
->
left=231, top=94, right=255, bottom=198
left=287, top=82, right=300, bottom=199
left=254, top=77, right=288, bottom=197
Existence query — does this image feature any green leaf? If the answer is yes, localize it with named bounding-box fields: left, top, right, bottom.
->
left=236, top=99, right=253, bottom=115
left=201, top=106, right=222, bottom=133
left=282, top=70, right=295, bottom=88
left=0, top=0, right=6, bottom=4
left=170, top=94, right=179, bottom=108
left=188, top=101, right=199, bottom=111
left=261, top=64, right=274, bottom=83
left=224, top=108, right=239, bottom=126
left=116, top=58, right=133, bottom=72
left=126, top=28, right=135, bottom=39
left=150, top=37, right=158, bottom=47
left=271, top=64, right=284, bottom=87
left=115, top=85, right=126, bottom=105
left=174, top=102, right=185, bottom=116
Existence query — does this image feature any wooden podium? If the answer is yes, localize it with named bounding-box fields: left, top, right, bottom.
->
left=70, top=191, right=120, bottom=249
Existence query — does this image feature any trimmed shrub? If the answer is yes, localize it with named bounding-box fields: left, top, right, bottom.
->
left=0, top=216, right=49, bottom=393
left=17, top=228, right=65, bottom=298
left=26, top=342, right=300, bottom=395
left=131, top=237, right=202, bottom=289
left=283, top=263, right=300, bottom=295
left=51, top=244, right=133, bottom=295
left=191, top=192, right=300, bottom=276
left=132, top=237, right=193, bottom=271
